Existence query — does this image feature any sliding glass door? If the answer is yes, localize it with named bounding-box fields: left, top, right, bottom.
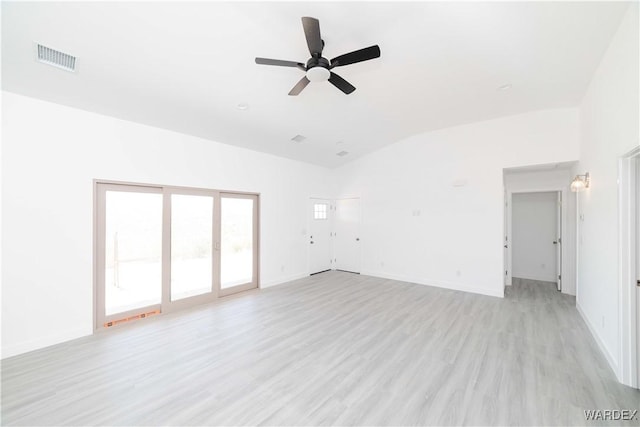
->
left=98, top=185, right=163, bottom=323
left=220, top=193, right=259, bottom=296
left=165, top=188, right=219, bottom=313
left=96, top=183, right=258, bottom=328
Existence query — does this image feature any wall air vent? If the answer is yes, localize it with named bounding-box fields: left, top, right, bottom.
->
left=36, top=44, right=76, bottom=72
left=336, top=151, right=349, bottom=157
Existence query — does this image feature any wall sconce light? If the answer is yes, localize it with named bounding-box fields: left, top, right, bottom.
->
left=571, top=172, right=590, bottom=192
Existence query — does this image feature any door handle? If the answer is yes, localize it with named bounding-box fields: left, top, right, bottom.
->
left=504, top=245, right=508, bottom=248
left=553, top=241, right=557, bottom=244
left=356, top=238, right=360, bottom=241
left=637, top=279, right=640, bottom=287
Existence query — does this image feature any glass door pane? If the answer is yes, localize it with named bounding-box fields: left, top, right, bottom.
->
left=171, top=194, right=214, bottom=301
left=221, top=197, right=255, bottom=289
left=104, top=190, right=163, bottom=315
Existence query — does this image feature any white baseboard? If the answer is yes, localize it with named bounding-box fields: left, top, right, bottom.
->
left=360, top=271, right=504, bottom=298
left=576, top=302, right=620, bottom=380
left=1, top=326, right=91, bottom=360
left=260, top=272, right=308, bottom=289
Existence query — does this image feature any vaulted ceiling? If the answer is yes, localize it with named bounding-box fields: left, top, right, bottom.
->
left=1, top=2, right=630, bottom=167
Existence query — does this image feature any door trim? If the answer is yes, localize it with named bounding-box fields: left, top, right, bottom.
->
left=618, top=146, right=640, bottom=388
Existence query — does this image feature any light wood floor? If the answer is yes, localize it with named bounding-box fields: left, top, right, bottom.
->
left=2, top=272, right=639, bottom=426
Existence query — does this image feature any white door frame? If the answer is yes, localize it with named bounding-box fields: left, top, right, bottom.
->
left=505, top=187, right=568, bottom=289
left=618, top=146, right=640, bottom=388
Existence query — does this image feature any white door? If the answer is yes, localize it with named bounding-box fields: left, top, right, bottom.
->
left=309, top=198, right=332, bottom=274
left=556, top=191, right=562, bottom=291
left=511, top=192, right=558, bottom=283
left=335, top=198, right=361, bottom=273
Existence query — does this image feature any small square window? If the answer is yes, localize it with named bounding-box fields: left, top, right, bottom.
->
left=314, top=203, right=327, bottom=220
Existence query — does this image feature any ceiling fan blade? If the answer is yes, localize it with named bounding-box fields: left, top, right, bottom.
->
left=255, top=57, right=306, bottom=71
left=330, top=45, right=381, bottom=68
left=302, top=17, right=323, bottom=56
left=328, top=72, right=356, bottom=95
left=288, top=76, right=310, bottom=96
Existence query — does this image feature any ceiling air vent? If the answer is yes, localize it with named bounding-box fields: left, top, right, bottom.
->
left=291, top=134, right=306, bottom=143
left=336, top=151, right=349, bottom=157
left=36, top=44, right=76, bottom=72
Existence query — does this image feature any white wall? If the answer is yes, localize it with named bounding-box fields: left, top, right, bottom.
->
left=575, top=3, right=640, bottom=377
left=511, top=192, right=558, bottom=282
left=1, top=91, right=332, bottom=358
left=333, top=108, right=580, bottom=298
left=504, top=168, right=577, bottom=295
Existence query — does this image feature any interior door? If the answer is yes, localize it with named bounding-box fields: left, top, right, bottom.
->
left=556, top=191, right=562, bottom=291
left=335, top=198, right=361, bottom=273
left=309, top=198, right=332, bottom=274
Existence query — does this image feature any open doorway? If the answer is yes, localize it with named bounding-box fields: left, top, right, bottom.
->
left=510, top=191, right=562, bottom=290
left=503, top=163, right=576, bottom=295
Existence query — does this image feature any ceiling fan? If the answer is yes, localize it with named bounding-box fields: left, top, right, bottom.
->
left=255, top=17, right=381, bottom=96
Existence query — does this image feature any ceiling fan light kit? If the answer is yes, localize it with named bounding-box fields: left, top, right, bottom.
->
left=306, top=64, right=330, bottom=82
left=255, top=16, right=381, bottom=96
